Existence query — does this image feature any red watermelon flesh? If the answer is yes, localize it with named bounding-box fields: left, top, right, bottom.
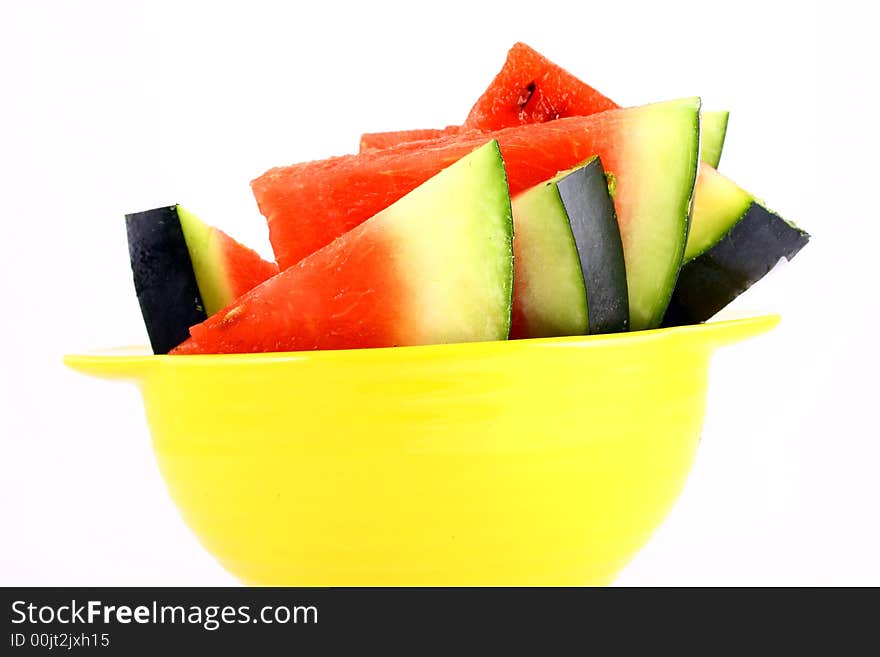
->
left=256, top=102, right=680, bottom=270
left=463, top=42, right=617, bottom=131
left=360, top=126, right=459, bottom=151
left=172, top=226, right=409, bottom=354
left=217, top=230, right=279, bottom=300
left=174, top=141, right=514, bottom=354
left=254, top=99, right=699, bottom=329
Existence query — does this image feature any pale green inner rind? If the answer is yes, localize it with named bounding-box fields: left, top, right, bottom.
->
left=176, top=205, right=233, bottom=316
left=700, top=110, right=729, bottom=169
left=377, top=140, right=514, bottom=344
left=684, top=167, right=754, bottom=262
left=512, top=180, right=589, bottom=338
left=620, top=97, right=701, bottom=330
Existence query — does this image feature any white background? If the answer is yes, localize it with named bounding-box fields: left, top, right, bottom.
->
left=1, top=0, right=877, bottom=586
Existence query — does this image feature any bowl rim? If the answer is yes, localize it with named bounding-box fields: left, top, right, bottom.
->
left=63, top=315, right=780, bottom=379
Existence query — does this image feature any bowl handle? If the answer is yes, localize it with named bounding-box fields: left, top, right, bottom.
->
left=695, top=314, right=781, bottom=350
left=63, top=349, right=157, bottom=382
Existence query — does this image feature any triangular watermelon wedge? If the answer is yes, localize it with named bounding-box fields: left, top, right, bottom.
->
left=462, top=42, right=618, bottom=131
left=174, top=141, right=514, bottom=354
left=176, top=206, right=279, bottom=316
left=253, top=98, right=699, bottom=330
left=125, top=205, right=278, bottom=354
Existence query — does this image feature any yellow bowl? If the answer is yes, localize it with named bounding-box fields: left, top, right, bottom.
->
left=65, top=315, right=778, bottom=586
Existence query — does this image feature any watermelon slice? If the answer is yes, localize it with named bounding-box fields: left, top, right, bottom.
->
left=664, top=203, right=810, bottom=325
left=176, top=206, right=279, bottom=315
left=253, top=98, right=699, bottom=330
left=126, top=205, right=278, bottom=354
left=510, top=157, right=628, bottom=338
left=173, top=141, right=513, bottom=355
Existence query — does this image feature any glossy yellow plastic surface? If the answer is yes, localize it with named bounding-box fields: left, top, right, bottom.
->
left=65, top=315, right=778, bottom=586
